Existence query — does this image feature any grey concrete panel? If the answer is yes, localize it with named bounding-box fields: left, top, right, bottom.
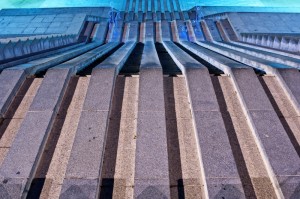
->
left=60, top=179, right=98, bottom=199
left=278, top=68, right=300, bottom=105
left=134, top=179, right=170, bottom=199
left=0, top=178, right=27, bottom=199
left=128, top=21, right=139, bottom=42
left=193, top=111, right=241, bottom=178
left=82, top=69, right=115, bottom=111
left=249, top=110, right=300, bottom=176
left=6, top=43, right=95, bottom=74
left=83, top=42, right=135, bottom=111
left=135, top=111, right=169, bottom=179
left=145, top=21, right=154, bottom=41
left=163, top=41, right=204, bottom=68
left=161, top=21, right=171, bottom=41
left=181, top=41, right=248, bottom=69
left=186, top=69, right=220, bottom=111
left=206, top=178, right=246, bottom=199
left=138, top=69, right=164, bottom=111
left=29, top=68, right=71, bottom=112
left=0, top=70, right=26, bottom=117
left=65, top=111, right=109, bottom=178
left=141, top=41, right=161, bottom=69
left=231, top=68, right=274, bottom=111
left=277, top=176, right=300, bottom=198
left=0, top=111, right=54, bottom=178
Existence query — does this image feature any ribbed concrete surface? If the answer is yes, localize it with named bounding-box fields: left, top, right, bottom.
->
left=0, top=10, right=300, bottom=199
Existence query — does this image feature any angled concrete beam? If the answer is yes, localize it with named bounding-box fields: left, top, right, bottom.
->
left=134, top=41, right=170, bottom=198
left=60, top=42, right=136, bottom=198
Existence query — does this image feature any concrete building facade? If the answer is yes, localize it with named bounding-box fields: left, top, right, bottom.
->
left=0, top=1, right=299, bottom=198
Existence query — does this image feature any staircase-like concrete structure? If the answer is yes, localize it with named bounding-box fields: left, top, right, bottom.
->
left=0, top=6, right=300, bottom=199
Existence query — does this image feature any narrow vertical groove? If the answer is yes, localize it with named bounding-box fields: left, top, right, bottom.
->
left=99, top=77, right=126, bottom=198
left=164, top=77, right=184, bottom=199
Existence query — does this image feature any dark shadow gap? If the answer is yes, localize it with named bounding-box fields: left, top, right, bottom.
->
left=77, top=43, right=124, bottom=76
left=26, top=77, right=79, bottom=199
left=163, top=77, right=185, bottom=199
left=99, top=77, right=126, bottom=198
left=174, top=42, right=224, bottom=75
left=156, top=43, right=182, bottom=76
left=119, top=42, right=144, bottom=75
left=210, top=76, right=257, bottom=199
left=35, top=43, right=106, bottom=78
left=258, top=76, right=300, bottom=158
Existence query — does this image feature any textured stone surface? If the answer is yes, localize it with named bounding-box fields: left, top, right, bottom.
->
left=134, top=179, right=170, bottom=199
left=231, top=68, right=274, bottom=110
left=0, top=111, right=53, bottom=178
left=29, top=69, right=71, bottom=112
left=135, top=112, right=169, bottom=179
left=64, top=111, right=109, bottom=178
left=60, top=179, right=99, bottom=199
left=0, top=70, right=26, bottom=117
left=138, top=69, right=164, bottom=111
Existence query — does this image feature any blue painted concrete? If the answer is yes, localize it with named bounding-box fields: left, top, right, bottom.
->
left=2, top=0, right=300, bottom=11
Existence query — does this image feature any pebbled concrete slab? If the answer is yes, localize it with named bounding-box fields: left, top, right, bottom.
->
left=29, top=69, right=71, bottom=112
left=59, top=179, right=99, bottom=199
left=0, top=70, right=26, bottom=117
left=134, top=41, right=170, bottom=198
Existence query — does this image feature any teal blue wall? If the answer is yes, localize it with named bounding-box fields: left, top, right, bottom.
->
left=2, top=0, right=300, bottom=10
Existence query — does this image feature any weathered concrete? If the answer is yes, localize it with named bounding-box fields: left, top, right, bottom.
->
left=134, top=41, right=170, bottom=198
left=163, top=41, right=246, bottom=198
left=60, top=42, right=135, bottom=198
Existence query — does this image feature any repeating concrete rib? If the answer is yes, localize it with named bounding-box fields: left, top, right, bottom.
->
left=164, top=41, right=246, bottom=198
left=200, top=20, right=213, bottom=42
left=215, top=41, right=300, bottom=69
left=39, top=76, right=90, bottom=199
left=219, top=19, right=239, bottom=41
left=233, top=40, right=300, bottom=60
left=0, top=43, right=85, bottom=71
left=134, top=41, right=170, bottom=198
left=0, top=42, right=103, bottom=119
left=60, top=42, right=135, bottom=199
left=180, top=41, right=300, bottom=198
left=161, top=20, right=171, bottom=41
left=215, top=21, right=230, bottom=42
left=198, top=41, right=300, bottom=117
left=0, top=42, right=119, bottom=198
